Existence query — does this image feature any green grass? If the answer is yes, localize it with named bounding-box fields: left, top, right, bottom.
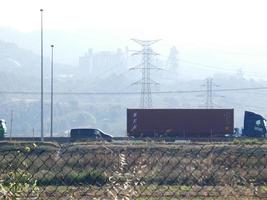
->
left=37, top=170, right=107, bottom=186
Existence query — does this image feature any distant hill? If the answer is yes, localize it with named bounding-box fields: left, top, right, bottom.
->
left=0, top=27, right=129, bottom=66
left=0, top=29, right=266, bottom=137
left=0, top=39, right=75, bottom=90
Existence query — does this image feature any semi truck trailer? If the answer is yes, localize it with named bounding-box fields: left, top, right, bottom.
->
left=127, top=109, right=266, bottom=139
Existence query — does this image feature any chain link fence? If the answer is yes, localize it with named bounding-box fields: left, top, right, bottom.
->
left=0, top=140, right=267, bottom=199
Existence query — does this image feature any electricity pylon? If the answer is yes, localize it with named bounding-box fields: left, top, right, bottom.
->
left=130, top=39, right=161, bottom=108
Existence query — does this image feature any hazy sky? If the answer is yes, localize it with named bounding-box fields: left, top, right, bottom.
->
left=1, top=0, right=266, bottom=43
left=1, top=0, right=267, bottom=79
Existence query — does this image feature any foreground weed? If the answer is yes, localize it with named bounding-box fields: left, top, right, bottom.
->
left=0, top=143, right=39, bottom=199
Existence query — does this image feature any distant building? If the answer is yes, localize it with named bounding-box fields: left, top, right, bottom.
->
left=78, top=48, right=129, bottom=78
left=79, top=48, right=93, bottom=74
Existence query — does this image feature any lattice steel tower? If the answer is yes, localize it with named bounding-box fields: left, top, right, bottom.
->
left=199, top=78, right=222, bottom=108
left=131, top=39, right=161, bottom=108
left=205, top=78, right=213, bottom=109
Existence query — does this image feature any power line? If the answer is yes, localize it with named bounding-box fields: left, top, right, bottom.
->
left=179, top=59, right=267, bottom=78
left=220, top=98, right=267, bottom=112
left=2, top=86, right=267, bottom=96
left=159, top=53, right=267, bottom=78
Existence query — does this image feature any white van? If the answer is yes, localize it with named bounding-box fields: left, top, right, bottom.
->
left=0, top=119, right=7, bottom=138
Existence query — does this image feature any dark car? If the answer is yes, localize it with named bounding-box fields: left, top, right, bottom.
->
left=70, top=128, right=113, bottom=142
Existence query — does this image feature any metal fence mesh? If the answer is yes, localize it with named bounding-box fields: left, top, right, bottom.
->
left=0, top=141, right=267, bottom=199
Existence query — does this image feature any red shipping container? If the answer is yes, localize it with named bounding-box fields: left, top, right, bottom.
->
left=127, top=109, right=234, bottom=138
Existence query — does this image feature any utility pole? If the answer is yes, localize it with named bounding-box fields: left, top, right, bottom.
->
left=130, top=39, right=161, bottom=108
left=50, top=44, right=54, bottom=138
left=32, top=128, right=35, bottom=141
left=9, top=110, right=13, bottom=141
left=40, top=9, right=44, bottom=141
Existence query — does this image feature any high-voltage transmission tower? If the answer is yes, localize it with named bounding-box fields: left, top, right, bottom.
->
left=201, top=78, right=222, bottom=109
left=130, top=39, right=161, bottom=108
left=205, top=78, right=214, bottom=109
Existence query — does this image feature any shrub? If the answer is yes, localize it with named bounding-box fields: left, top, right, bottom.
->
left=37, top=170, right=107, bottom=186
left=0, top=144, right=39, bottom=199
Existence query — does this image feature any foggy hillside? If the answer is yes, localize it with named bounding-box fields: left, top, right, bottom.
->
left=0, top=27, right=129, bottom=66
left=0, top=32, right=267, bottom=137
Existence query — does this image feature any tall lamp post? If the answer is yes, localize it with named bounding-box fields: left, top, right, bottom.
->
left=50, top=45, right=54, bottom=138
left=40, top=9, right=44, bottom=141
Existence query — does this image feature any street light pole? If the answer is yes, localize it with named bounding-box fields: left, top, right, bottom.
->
left=40, top=9, right=44, bottom=141
left=9, top=110, right=13, bottom=141
left=50, top=45, right=54, bottom=138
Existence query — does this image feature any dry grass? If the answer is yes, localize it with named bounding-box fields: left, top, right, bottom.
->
left=0, top=141, right=267, bottom=199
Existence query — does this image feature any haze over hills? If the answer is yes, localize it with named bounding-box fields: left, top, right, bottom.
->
left=0, top=27, right=129, bottom=66
left=0, top=28, right=267, bottom=137
left=1, top=27, right=267, bottom=81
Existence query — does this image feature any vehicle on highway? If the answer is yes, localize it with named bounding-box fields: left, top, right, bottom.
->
left=127, top=109, right=266, bottom=140
left=70, top=128, right=113, bottom=142
left=0, top=119, right=7, bottom=139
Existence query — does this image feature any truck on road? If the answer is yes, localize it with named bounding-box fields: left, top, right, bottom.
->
left=127, top=109, right=266, bottom=139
